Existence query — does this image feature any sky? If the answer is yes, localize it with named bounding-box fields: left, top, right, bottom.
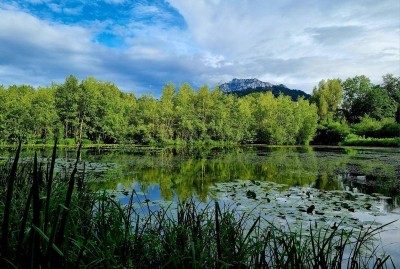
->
left=0, top=0, right=399, bottom=96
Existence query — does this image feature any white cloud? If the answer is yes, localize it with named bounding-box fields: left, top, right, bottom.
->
left=0, top=8, right=107, bottom=86
left=0, top=6, right=203, bottom=94
left=202, top=53, right=232, bottom=69
left=167, top=0, right=400, bottom=90
left=133, top=4, right=162, bottom=16
left=48, top=3, right=61, bottom=13
left=0, top=9, right=91, bottom=53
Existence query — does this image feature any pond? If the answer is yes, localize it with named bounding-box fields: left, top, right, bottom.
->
left=1, top=145, right=400, bottom=265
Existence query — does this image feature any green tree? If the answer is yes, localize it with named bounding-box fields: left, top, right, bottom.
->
left=342, top=75, right=397, bottom=123
left=54, top=75, right=80, bottom=139
left=252, top=93, right=318, bottom=145
left=252, top=92, right=277, bottom=143
left=342, top=75, right=375, bottom=123
left=272, top=95, right=298, bottom=145
left=158, top=83, right=176, bottom=141
left=235, top=96, right=256, bottom=143
left=2, top=85, right=35, bottom=141
left=382, top=74, right=400, bottom=123
left=77, top=77, right=101, bottom=141
left=123, top=93, right=137, bottom=143
left=196, top=85, right=213, bottom=140
left=174, top=83, right=197, bottom=141
left=135, top=94, right=158, bottom=144
left=30, top=87, right=60, bottom=139
left=364, top=86, right=396, bottom=120
left=295, top=99, right=318, bottom=145
left=207, top=88, right=231, bottom=141
left=310, top=79, right=343, bottom=122
left=0, top=86, right=7, bottom=141
left=96, top=82, right=132, bottom=143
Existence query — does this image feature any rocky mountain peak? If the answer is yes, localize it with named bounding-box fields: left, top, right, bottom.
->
left=217, top=78, right=310, bottom=101
left=219, top=78, right=275, bottom=93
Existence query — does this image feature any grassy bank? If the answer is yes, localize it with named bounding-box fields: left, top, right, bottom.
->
left=340, top=137, right=400, bottom=147
left=2, top=135, right=400, bottom=149
left=0, top=137, right=238, bottom=149
left=0, top=144, right=396, bottom=268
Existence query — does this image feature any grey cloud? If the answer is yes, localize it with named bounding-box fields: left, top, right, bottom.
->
left=0, top=7, right=200, bottom=95
left=168, top=0, right=399, bottom=91
left=306, top=25, right=365, bottom=45
left=98, top=52, right=203, bottom=94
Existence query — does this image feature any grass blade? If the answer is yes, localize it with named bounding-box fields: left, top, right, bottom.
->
left=55, top=143, right=82, bottom=249
left=44, top=138, right=57, bottom=233
left=15, top=188, right=32, bottom=264
left=32, top=225, right=64, bottom=257
left=31, top=152, right=41, bottom=269
left=1, top=140, right=21, bottom=260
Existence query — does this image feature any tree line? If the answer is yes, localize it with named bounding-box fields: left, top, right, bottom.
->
left=310, top=74, right=400, bottom=144
left=0, top=74, right=398, bottom=145
left=0, top=75, right=318, bottom=145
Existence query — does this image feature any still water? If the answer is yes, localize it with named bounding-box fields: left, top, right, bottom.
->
left=81, top=146, right=399, bottom=201
left=1, top=145, right=400, bottom=265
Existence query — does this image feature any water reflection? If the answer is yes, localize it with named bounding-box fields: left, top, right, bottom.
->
left=1, top=145, right=399, bottom=203
left=79, top=146, right=400, bottom=205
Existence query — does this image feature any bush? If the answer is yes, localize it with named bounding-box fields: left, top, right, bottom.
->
left=377, top=122, right=400, bottom=138
left=352, top=116, right=382, bottom=137
left=312, top=121, right=351, bottom=145
left=353, top=117, right=400, bottom=138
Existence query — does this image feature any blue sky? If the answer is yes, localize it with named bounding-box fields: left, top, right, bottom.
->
left=0, top=0, right=399, bottom=96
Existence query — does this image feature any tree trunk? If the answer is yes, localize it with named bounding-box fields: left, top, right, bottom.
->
left=65, top=122, right=68, bottom=139
left=79, top=117, right=84, bottom=142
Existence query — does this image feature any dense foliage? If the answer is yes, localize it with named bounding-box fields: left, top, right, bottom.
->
left=0, top=76, right=318, bottom=145
left=310, top=74, right=400, bottom=145
left=0, top=73, right=398, bottom=146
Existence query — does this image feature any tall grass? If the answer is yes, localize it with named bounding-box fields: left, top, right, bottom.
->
left=0, top=144, right=396, bottom=268
left=340, top=137, right=400, bottom=147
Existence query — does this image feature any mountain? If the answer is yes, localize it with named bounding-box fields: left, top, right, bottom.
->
left=218, top=78, right=310, bottom=101
left=219, top=78, right=273, bottom=92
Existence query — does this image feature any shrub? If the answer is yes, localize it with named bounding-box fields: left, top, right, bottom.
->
left=352, top=116, right=382, bottom=137
left=312, top=121, right=351, bottom=145
left=377, top=122, right=400, bottom=138
left=353, top=117, right=400, bottom=138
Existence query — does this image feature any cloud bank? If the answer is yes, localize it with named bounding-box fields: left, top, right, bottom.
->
left=0, top=0, right=399, bottom=95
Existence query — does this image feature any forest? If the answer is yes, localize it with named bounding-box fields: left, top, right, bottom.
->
left=0, top=74, right=399, bottom=146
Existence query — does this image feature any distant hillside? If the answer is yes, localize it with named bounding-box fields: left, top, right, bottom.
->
left=219, top=78, right=310, bottom=101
